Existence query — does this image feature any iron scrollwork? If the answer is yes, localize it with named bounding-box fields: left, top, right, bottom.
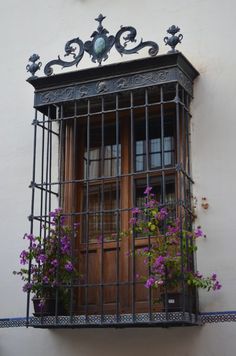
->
left=41, top=14, right=159, bottom=76
left=44, top=37, right=84, bottom=76
left=115, top=26, right=159, bottom=57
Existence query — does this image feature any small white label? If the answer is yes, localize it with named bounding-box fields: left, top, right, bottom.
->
left=168, top=299, right=175, bottom=304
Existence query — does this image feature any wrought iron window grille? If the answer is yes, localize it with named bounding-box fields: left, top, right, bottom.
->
left=26, top=15, right=199, bottom=328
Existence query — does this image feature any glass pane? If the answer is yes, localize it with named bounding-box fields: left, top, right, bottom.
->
left=164, top=137, right=174, bottom=166
left=134, top=111, right=146, bottom=172
left=134, top=114, right=175, bottom=172
left=84, top=119, right=121, bottom=179
left=89, top=148, right=100, bottom=178
left=82, top=183, right=120, bottom=242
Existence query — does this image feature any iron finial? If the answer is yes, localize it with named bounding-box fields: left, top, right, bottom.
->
left=95, top=14, right=106, bottom=31
left=164, top=25, right=183, bottom=53
left=26, top=54, right=42, bottom=80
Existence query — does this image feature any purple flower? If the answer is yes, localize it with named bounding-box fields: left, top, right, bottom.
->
left=49, top=208, right=63, bottom=223
left=22, top=282, right=32, bottom=292
left=144, top=199, right=156, bottom=208
left=24, top=233, right=35, bottom=241
left=156, top=208, right=168, bottom=221
left=167, top=222, right=180, bottom=235
left=195, top=271, right=203, bottom=279
left=20, top=250, right=28, bottom=265
left=194, top=227, right=204, bottom=238
left=60, top=236, right=71, bottom=254
left=38, top=298, right=46, bottom=308
left=49, top=208, right=62, bottom=217
left=129, top=217, right=137, bottom=225
left=65, top=261, right=74, bottom=272
left=144, top=186, right=152, bottom=195
left=213, top=281, right=222, bottom=290
left=145, top=277, right=155, bottom=288
left=43, top=276, right=49, bottom=284
left=51, top=259, right=59, bottom=268
left=31, top=243, right=37, bottom=250
left=211, top=273, right=217, bottom=281
left=131, top=207, right=141, bottom=215
left=154, top=255, right=165, bottom=266
left=36, top=254, right=47, bottom=263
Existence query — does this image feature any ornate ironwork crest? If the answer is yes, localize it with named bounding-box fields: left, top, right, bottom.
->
left=28, top=14, right=159, bottom=78
left=84, top=14, right=115, bottom=65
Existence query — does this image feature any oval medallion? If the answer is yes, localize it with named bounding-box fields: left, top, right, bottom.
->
left=94, top=37, right=106, bottom=55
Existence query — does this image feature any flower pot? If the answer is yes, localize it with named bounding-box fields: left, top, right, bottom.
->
left=161, top=292, right=193, bottom=312
left=32, top=297, right=66, bottom=316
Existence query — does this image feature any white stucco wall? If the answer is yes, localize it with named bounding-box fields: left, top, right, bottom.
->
left=0, top=0, right=236, bottom=355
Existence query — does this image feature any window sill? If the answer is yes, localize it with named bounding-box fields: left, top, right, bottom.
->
left=29, top=311, right=200, bottom=328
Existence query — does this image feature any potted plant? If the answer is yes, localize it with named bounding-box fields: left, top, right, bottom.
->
left=14, top=208, right=79, bottom=316
left=129, top=187, right=221, bottom=312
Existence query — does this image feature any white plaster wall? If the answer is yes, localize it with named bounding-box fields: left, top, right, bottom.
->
left=0, top=0, right=235, bottom=355
left=1, top=324, right=236, bottom=356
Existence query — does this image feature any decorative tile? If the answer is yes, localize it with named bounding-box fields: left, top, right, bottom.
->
left=1, top=311, right=236, bottom=328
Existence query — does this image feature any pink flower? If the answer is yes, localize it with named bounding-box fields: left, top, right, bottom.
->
left=194, top=227, right=204, bottom=238
left=144, top=186, right=152, bottom=195
left=131, top=207, right=141, bottom=215
left=145, top=277, right=155, bottom=288
left=129, top=217, right=137, bottom=225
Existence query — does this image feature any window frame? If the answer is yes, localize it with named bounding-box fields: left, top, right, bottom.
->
left=28, top=52, right=199, bottom=327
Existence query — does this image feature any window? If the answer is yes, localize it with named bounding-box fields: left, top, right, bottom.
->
left=28, top=53, right=199, bottom=327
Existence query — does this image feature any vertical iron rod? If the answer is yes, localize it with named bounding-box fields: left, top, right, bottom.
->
left=130, top=91, right=136, bottom=322
left=176, top=83, right=186, bottom=315
left=39, top=114, right=45, bottom=237
left=160, top=85, right=168, bottom=316
left=115, top=94, right=120, bottom=322
left=100, top=96, right=105, bottom=323
left=144, top=88, right=152, bottom=321
left=26, top=109, right=38, bottom=326
left=85, top=99, right=90, bottom=321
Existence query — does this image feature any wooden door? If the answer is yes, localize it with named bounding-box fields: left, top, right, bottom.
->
left=63, top=97, right=177, bottom=315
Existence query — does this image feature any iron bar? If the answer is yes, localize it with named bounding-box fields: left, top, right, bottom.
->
left=144, top=88, right=152, bottom=322
left=39, top=114, right=46, bottom=235
left=130, top=90, right=136, bottom=322
left=27, top=110, right=38, bottom=327
left=85, top=99, right=90, bottom=321
left=100, top=96, right=105, bottom=322
left=160, top=85, right=169, bottom=318
left=115, top=93, right=120, bottom=322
